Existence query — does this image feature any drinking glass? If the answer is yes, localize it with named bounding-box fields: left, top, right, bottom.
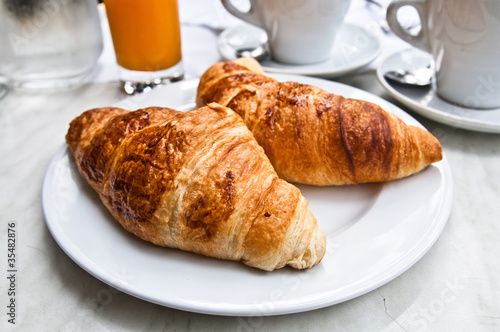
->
left=0, top=0, right=103, bottom=88
left=104, top=0, right=184, bottom=94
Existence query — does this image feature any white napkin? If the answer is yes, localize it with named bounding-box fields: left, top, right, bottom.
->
left=180, top=0, right=244, bottom=31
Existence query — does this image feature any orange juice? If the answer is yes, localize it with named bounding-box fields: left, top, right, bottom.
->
left=104, top=0, right=182, bottom=72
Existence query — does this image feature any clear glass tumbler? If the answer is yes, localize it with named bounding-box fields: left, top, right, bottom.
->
left=0, top=0, right=103, bottom=88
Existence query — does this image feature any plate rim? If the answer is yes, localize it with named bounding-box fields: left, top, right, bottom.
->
left=376, top=49, right=500, bottom=134
left=43, top=147, right=452, bottom=316
left=43, top=75, right=453, bottom=316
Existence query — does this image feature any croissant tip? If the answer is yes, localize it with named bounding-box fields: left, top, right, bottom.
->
left=232, top=57, right=266, bottom=75
left=285, top=229, right=326, bottom=270
left=421, top=127, right=444, bottom=164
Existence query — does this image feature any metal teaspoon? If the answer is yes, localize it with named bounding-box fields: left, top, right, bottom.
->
left=384, top=65, right=433, bottom=87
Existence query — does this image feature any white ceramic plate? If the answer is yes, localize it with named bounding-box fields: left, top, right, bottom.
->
left=43, top=75, right=453, bottom=316
left=377, top=48, right=500, bottom=134
left=218, top=23, right=380, bottom=78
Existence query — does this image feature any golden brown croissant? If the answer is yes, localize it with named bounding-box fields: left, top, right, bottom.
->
left=196, top=58, right=443, bottom=186
left=65, top=103, right=325, bottom=271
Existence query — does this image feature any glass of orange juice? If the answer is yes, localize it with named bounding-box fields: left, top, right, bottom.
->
left=104, top=0, right=184, bottom=94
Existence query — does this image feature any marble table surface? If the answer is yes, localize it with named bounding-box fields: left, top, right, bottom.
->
left=1, top=1, right=500, bottom=331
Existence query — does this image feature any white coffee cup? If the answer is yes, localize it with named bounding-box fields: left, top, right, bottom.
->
left=221, top=0, right=351, bottom=65
left=387, top=0, right=500, bottom=109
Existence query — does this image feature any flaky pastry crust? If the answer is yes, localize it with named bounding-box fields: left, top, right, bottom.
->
left=196, top=58, right=443, bottom=185
left=66, top=104, right=325, bottom=271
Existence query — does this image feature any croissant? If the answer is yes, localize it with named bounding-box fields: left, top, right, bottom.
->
left=65, top=103, right=325, bottom=271
left=196, top=58, right=443, bottom=186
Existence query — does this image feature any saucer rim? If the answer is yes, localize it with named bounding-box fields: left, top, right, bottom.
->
left=376, top=49, right=500, bottom=134
left=217, top=23, right=381, bottom=78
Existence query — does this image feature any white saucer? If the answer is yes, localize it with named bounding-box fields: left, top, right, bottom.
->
left=377, top=49, right=500, bottom=134
left=218, top=23, right=380, bottom=78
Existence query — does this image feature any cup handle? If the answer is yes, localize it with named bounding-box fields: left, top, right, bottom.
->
left=221, top=0, right=264, bottom=28
left=386, top=0, right=429, bottom=52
